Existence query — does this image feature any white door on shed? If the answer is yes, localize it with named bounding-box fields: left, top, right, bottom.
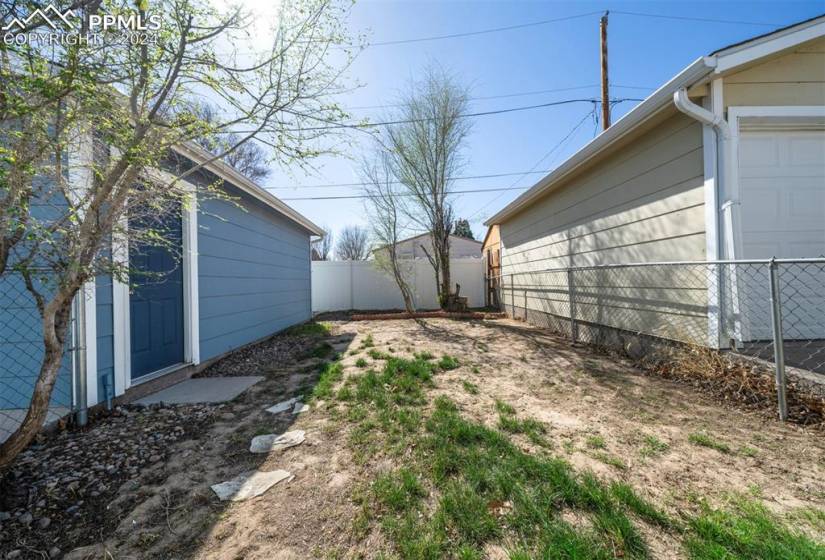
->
left=737, top=127, right=825, bottom=340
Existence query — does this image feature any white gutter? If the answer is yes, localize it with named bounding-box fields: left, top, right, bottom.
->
left=485, top=56, right=716, bottom=226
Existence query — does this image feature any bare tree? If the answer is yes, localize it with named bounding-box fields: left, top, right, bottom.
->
left=383, top=65, right=472, bottom=308
left=0, top=0, right=355, bottom=469
left=335, top=225, right=370, bottom=260
left=190, top=104, right=271, bottom=182
left=362, top=154, right=415, bottom=314
left=312, top=227, right=333, bottom=261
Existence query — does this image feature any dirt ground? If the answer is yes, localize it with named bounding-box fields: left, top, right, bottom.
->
left=7, top=317, right=824, bottom=559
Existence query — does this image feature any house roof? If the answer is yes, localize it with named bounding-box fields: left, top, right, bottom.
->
left=172, top=141, right=325, bottom=237
left=394, top=232, right=482, bottom=246
left=484, top=14, right=825, bottom=226
left=372, top=232, right=482, bottom=253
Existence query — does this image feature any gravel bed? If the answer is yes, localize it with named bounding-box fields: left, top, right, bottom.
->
left=197, top=333, right=319, bottom=377
left=0, top=404, right=217, bottom=559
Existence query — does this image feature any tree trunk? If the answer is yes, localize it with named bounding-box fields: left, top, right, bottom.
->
left=440, top=249, right=451, bottom=309
left=0, top=298, right=72, bottom=471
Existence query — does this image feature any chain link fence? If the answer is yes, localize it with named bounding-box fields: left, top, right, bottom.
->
left=489, top=258, right=825, bottom=420
left=0, top=272, right=77, bottom=443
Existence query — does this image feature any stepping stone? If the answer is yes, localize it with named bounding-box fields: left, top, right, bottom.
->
left=266, top=397, right=298, bottom=414
left=211, top=470, right=292, bottom=501
left=249, top=430, right=306, bottom=454
left=292, top=401, right=310, bottom=414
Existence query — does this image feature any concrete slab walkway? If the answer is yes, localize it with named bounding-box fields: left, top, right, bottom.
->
left=135, top=376, right=263, bottom=406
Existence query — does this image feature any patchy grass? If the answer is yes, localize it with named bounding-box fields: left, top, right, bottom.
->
left=686, top=496, right=824, bottom=559
left=586, top=435, right=606, bottom=449
left=437, top=354, right=459, bottom=370
left=640, top=435, right=670, bottom=458
left=311, top=361, right=344, bottom=400
left=333, top=349, right=821, bottom=560
left=415, top=351, right=434, bottom=361
left=368, top=349, right=390, bottom=361
left=286, top=321, right=332, bottom=337
left=355, top=358, right=368, bottom=368
left=592, top=452, right=627, bottom=470
left=360, top=334, right=375, bottom=348
left=461, top=380, right=480, bottom=395
left=689, top=432, right=731, bottom=454
left=739, top=445, right=759, bottom=458
left=497, top=406, right=550, bottom=448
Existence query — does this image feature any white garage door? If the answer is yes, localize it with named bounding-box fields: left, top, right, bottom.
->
left=736, top=126, right=825, bottom=340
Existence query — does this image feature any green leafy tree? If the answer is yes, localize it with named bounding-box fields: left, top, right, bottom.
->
left=0, top=0, right=355, bottom=469
left=453, top=219, right=474, bottom=240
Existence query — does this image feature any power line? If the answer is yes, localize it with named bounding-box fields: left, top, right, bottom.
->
left=466, top=107, right=596, bottom=221
left=279, top=186, right=532, bottom=201
left=347, top=84, right=654, bottom=111
left=361, top=9, right=782, bottom=48
left=365, top=11, right=604, bottom=46
left=612, top=10, right=782, bottom=27
left=217, top=9, right=786, bottom=58
left=265, top=170, right=558, bottom=191
left=233, top=97, right=641, bottom=133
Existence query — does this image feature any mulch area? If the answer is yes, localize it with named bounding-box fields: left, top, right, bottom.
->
left=0, top=404, right=218, bottom=559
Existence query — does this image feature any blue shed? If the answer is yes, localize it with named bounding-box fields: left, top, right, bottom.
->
left=0, top=140, right=322, bottom=439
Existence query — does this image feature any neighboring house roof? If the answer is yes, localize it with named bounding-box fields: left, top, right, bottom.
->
left=373, top=232, right=482, bottom=252
left=485, top=14, right=825, bottom=226
left=172, top=141, right=325, bottom=237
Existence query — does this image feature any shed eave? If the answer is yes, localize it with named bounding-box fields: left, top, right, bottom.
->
left=171, top=141, right=325, bottom=237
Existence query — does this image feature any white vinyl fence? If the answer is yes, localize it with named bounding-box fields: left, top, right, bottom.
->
left=312, top=258, right=484, bottom=313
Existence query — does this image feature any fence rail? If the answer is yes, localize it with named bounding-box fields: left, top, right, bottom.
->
left=489, top=258, right=825, bottom=420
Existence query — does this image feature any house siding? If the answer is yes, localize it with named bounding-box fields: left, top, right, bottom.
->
left=724, top=37, right=825, bottom=108
left=498, top=112, right=708, bottom=343
left=197, top=183, right=312, bottom=361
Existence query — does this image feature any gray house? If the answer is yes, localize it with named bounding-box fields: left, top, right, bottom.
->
left=0, top=140, right=322, bottom=439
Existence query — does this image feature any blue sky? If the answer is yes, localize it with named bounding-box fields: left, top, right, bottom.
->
left=260, top=0, right=825, bottom=244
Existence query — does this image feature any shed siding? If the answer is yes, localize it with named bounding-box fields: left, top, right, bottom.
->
left=95, top=274, right=114, bottom=403
left=197, top=185, right=312, bottom=361
left=724, top=37, right=825, bottom=107
left=498, top=113, right=708, bottom=343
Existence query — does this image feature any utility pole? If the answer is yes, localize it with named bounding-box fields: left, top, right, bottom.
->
left=599, top=11, right=610, bottom=130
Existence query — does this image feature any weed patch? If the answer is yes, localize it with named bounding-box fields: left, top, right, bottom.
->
left=286, top=321, right=332, bottom=337
left=438, top=354, right=459, bottom=370
left=640, top=435, right=670, bottom=458
left=688, top=432, right=731, bottom=454
left=462, top=380, right=480, bottom=395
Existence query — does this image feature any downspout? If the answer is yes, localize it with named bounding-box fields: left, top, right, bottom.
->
left=673, top=87, right=731, bottom=263
left=74, top=292, right=89, bottom=427
left=673, top=87, right=733, bottom=349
